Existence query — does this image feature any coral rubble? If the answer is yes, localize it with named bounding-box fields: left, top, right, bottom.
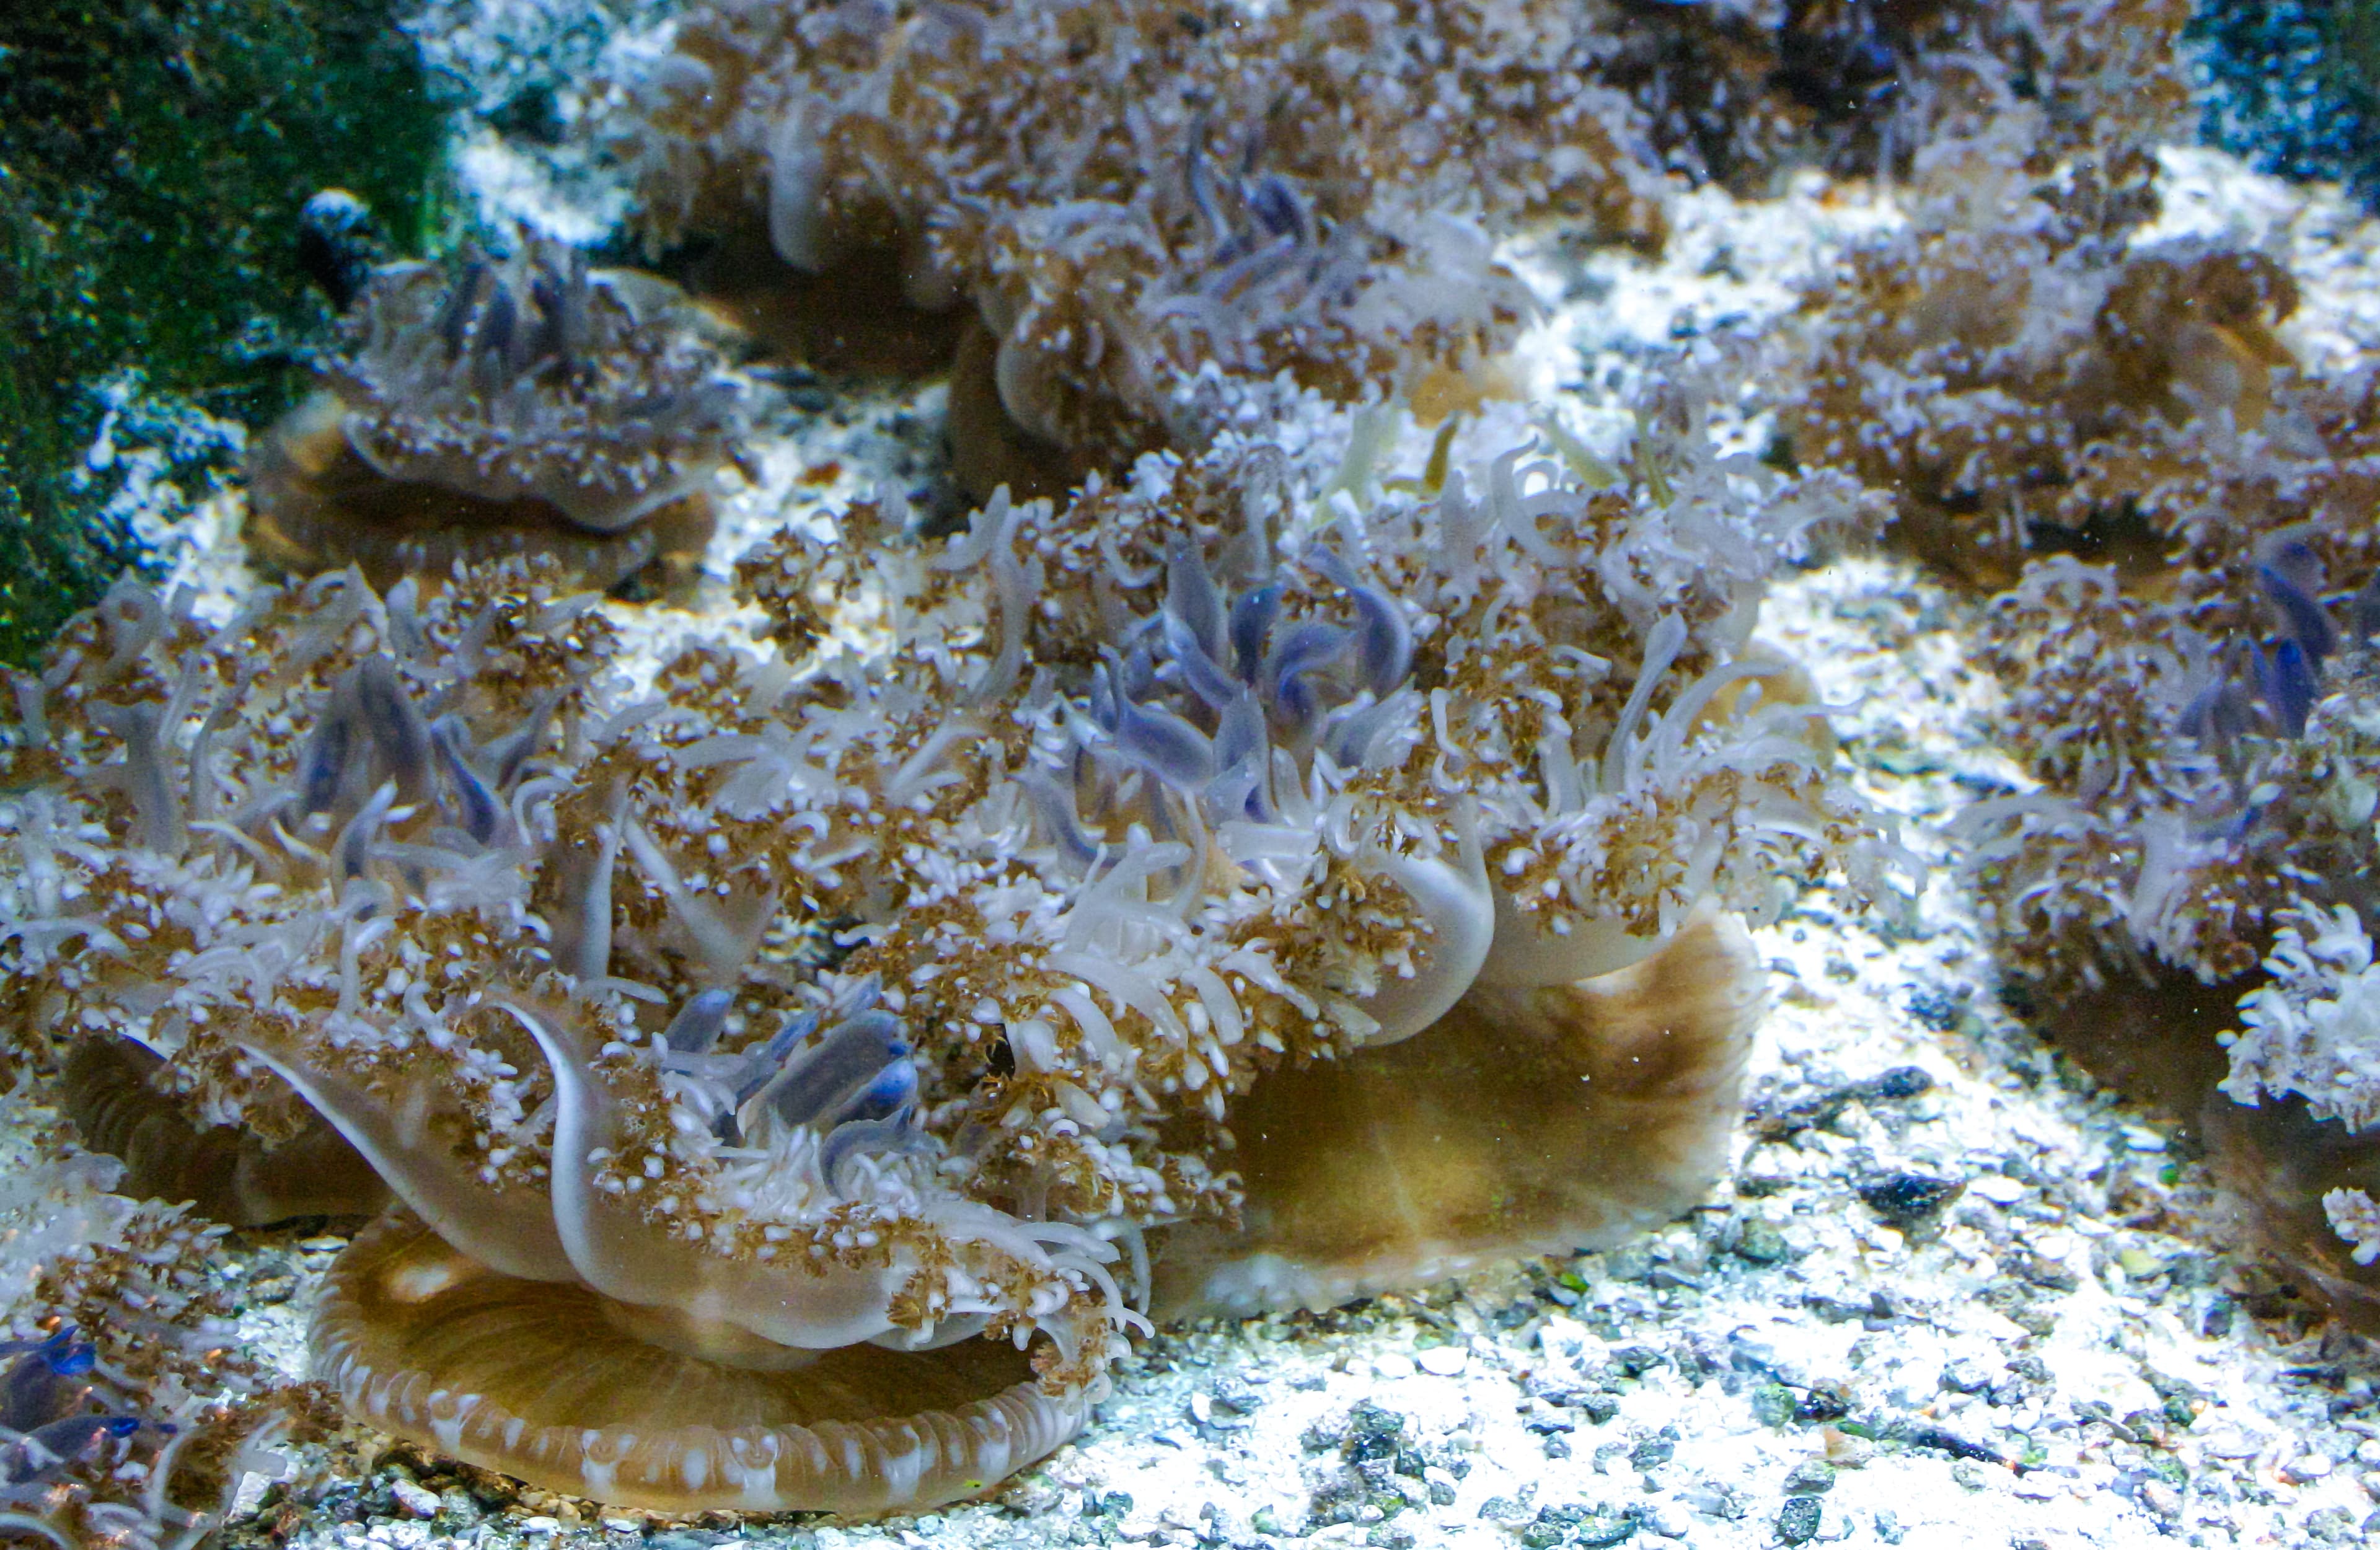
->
left=2, top=389, right=1888, bottom=1508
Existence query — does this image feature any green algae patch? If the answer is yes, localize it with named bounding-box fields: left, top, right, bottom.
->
left=0, top=0, right=453, bottom=665
left=2187, top=0, right=2380, bottom=203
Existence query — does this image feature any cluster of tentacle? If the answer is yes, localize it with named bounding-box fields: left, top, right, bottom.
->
left=0, top=1132, right=298, bottom=1550
left=1952, top=550, right=2379, bottom=1010
left=1796, top=161, right=2332, bottom=557
left=1771, top=130, right=2380, bottom=1316
left=1593, top=0, right=2188, bottom=189
left=594, top=0, right=2189, bottom=485
left=710, top=408, right=1897, bottom=1233
left=337, top=247, right=743, bottom=531
left=246, top=245, right=747, bottom=589
left=600, top=0, right=1654, bottom=472
left=1772, top=126, right=2380, bottom=1009
left=2, top=388, right=1896, bottom=1507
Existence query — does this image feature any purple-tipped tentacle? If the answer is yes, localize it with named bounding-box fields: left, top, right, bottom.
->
left=662, top=987, right=736, bottom=1055
left=434, top=260, right=488, bottom=358
left=2351, top=572, right=2380, bottom=644
left=1244, top=174, right=1310, bottom=245
left=1115, top=697, right=1217, bottom=791
left=1119, top=641, right=1160, bottom=705
left=1264, top=620, right=1347, bottom=734
left=1160, top=615, right=1243, bottom=711
left=296, top=692, right=356, bottom=816
left=333, top=782, right=400, bottom=884
left=1308, top=547, right=1413, bottom=698
left=3, top=1416, right=141, bottom=1487
left=485, top=690, right=560, bottom=790
left=745, top=1008, right=912, bottom=1133
left=2259, top=638, right=2317, bottom=738
left=89, top=703, right=182, bottom=858
left=1088, top=661, right=1123, bottom=735
left=428, top=718, right=501, bottom=844
left=1024, top=767, right=1101, bottom=866
left=1321, top=690, right=1409, bottom=771
left=1228, top=583, right=1280, bottom=685
left=824, top=1109, right=935, bottom=1199
left=1213, top=687, right=1267, bottom=775
left=2260, top=563, right=2338, bottom=668
left=477, top=280, right=520, bottom=376
left=1164, top=537, right=1229, bottom=666
left=0, top=1331, right=93, bottom=1433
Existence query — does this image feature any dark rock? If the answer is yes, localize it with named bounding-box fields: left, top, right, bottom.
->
left=1609, top=1345, right=1665, bottom=1378
left=1906, top=986, right=1968, bottom=1031
left=1856, top=1173, right=1965, bottom=1228
left=2011, top=1253, right=2079, bottom=1292
left=1532, top=1503, right=1636, bottom=1548
left=1734, top=1220, right=1792, bottom=1263
left=1347, top=1401, right=1406, bottom=1463
left=1605, top=1245, right=1655, bottom=1282
left=1794, top=1384, right=1851, bottom=1423
left=1776, top=1497, right=1824, bottom=1545
left=1753, top=1068, right=1937, bottom=1140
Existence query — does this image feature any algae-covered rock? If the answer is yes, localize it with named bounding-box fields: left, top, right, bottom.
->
left=2188, top=0, right=2380, bottom=205
left=0, top=0, right=450, bottom=664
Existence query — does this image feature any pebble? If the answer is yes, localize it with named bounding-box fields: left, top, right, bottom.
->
left=1733, top=1220, right=1791, bottom=1262
left=387, top=1481, right=440, bottom=1520
left=1372, top=1353, right=1416, bottom=1379
left=230, top=1471, right=275, bottom=1515
left=518, top=1518, right=561, bottom=1535
left=1965, top=1174, right=2026, bottom=1205
left=2283, top=1453, right=2335, bottom=1484
left=1776, top=1497, right=1823, bottom=1545
left=1416, top=1345, right=1468, bottom=1376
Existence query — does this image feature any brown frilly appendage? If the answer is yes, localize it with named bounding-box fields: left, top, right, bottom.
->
left=246, top=393, right=715, bottom=597
left=2204, top=1095, right=2380, bottom=1333
left=314, top=1217, right=1085, bottom=1515
left=63, top=1036, right=388, bottom=1225
left=1153, top=909, right=1761, bottom=1317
